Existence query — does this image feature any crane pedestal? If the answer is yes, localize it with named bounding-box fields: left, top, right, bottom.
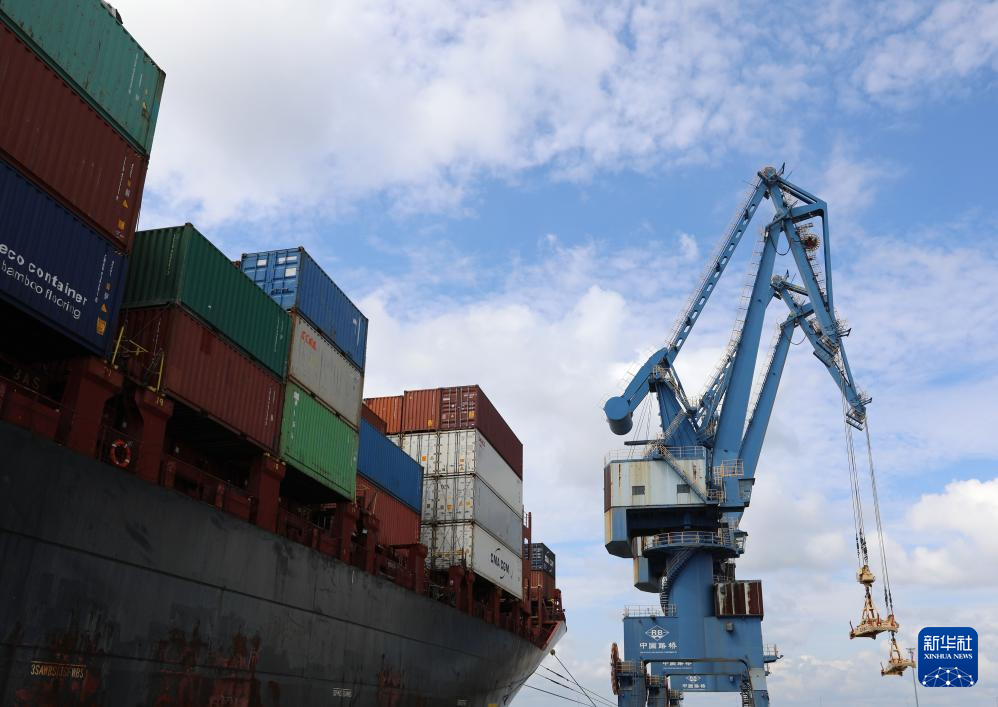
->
left=613, top=554, right=772, bottom=707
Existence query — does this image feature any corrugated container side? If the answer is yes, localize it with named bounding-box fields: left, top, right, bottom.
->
left=124, top=225, right=290, bottom=377
left=281, top=382, right=357, bottom=500
left=528, top=569, right=556, bottom=597
left=0, top=157, right=126, bottom=356
left=439, top=385, right=523, bottom=477
left=357, top=420, right=422, bottom=512
left=420, top=523, right=523, bottom=599
left=401, top=388, right=440, bottom=432
left=119, top=306, right=283, bottom=452
left=0, top=0, right=165, bottom=154
left=361, top=403, right=387, bottom=435
left=422, top=474, right=522, bottom=555
left=288, top=312, right=362, bottom=428
left=356, top=473, right=421, bottom=546
left=392, top=430, right=523, bottom=513
left=0, top=24, right=147, bottom=252
left=240, top=248, right=368, bottom=371
left=364, top=396, right=402, bottom=434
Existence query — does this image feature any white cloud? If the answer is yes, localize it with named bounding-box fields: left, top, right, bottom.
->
left=678, top=232, right=699, bottom=262
left=114, top=0, right=998, bottom=227
left=857, top=0, right=998, bottom=102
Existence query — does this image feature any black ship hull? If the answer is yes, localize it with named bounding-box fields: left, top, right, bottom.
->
left=0, top=423, right=564, bottom=706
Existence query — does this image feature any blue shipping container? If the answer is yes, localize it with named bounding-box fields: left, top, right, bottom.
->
left=241, top=247, right=368, bottom=371
left=357, top=419, right=423, bottom=512
left=0, top=158, right=126, bottom=356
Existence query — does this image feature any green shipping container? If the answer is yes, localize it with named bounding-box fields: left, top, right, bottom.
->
left=124, top=224, right=290, bottom=377
left=0, top=0, right=165, bottom=154
left=281, top=382, right=358, bottom=500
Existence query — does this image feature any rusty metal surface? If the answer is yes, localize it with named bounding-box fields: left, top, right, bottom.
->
left=363, top=396, right=402, bottom=435
left=356, top=474, right=421, bottom=546
left=0, top=423, right=557, bottom=706
left=401, top=389, right=439, bottom=433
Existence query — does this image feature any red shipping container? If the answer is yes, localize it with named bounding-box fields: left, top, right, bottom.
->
left=438, top=385, right=523, bottom=477
left=361, top=402, right=388, bottom=435
left=529, top=569, right=556, bottom=598
left=364, top=396, right=402, bottom=434
left=356, top=473, right=421, bottom=546
left=118, top=306, right=283, bottom=452
left=0, top=24, right=147, bottom=252
left=401, top=389, right=440, bottom=433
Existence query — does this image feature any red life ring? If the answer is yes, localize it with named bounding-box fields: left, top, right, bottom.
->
left=110, top=439, right=132, bottom=468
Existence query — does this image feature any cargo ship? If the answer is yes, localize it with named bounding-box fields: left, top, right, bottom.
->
left=0, top=2, right=565, bottom=705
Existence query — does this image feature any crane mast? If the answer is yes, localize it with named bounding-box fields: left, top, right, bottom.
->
left=603, top=167, right=904, bottom=707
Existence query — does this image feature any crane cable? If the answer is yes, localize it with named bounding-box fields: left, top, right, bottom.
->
left=864, top=418, right=894, bottom=613
left=843, top=398, right=895, bottom=614
left=842, top=398, right=869, bottom=569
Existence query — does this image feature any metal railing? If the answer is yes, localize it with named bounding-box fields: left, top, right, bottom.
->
left=615, top=660, right=640, bottom=675
left=161, top=455, right=255, bottom=521
left=713, top=459, right=745, bottom=478
left=623, top=605, right=677, bottom=618
left=0, top=377, right=61, bottom=440
left=646, top=529, right=739, bottom=552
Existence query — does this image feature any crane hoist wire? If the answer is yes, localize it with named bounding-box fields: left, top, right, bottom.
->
left=842, top=399, right=870, bottom=570
left=844, top=397, right=900, bottom=625
left=864, top=419, right=894, bottom=613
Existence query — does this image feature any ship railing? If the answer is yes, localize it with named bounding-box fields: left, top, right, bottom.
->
left=160, top=454, right=254, bottom=522
left=0, top=375, right=61, bottom=441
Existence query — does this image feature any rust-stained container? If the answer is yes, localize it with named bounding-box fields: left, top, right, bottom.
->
left=364, top=396, right=402, bottom=434
left=0, top=24, right=147, bottom=252
left=0, top=0, right=166, bottom=155
left=356, top=473, right=421, bottom=546
left=714, top=580, right=764, bottom=617
left=361, top=403, right=387, bottom=435
left=118, top=306, right=283, bottom=452
left=528, top=569, right=556, bottom=598
left=438, top=385, right=523, bottom=477
left=402, top=389, right=440, bottom=432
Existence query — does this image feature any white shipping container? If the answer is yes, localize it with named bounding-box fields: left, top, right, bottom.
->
left=288, top=313, right=363, bottom=428
left=392, top=430, right=523, bottom=512
left=420, top=522, right=523, bottom=599
left=423, top=474, right=523, bottom=556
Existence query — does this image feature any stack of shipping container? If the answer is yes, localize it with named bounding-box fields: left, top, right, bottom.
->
left=239, top=247, right=369, bottom=501
left=529, top=543, right=557, bottom=599
left=119, top=225, right=289, bottom=456
left=366, top=386, right=526, bottom=599
left=0, top=1, right=164, bottom=361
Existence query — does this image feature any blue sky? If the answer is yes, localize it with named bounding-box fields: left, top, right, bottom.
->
left=119, top=1, right=998, bottom=704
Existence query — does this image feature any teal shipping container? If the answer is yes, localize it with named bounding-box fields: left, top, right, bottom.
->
left=123, top=224, right=290, bottom=377
left=0, top=0, right=165, bottom=154
left=281, top=382, right=358, bottom=500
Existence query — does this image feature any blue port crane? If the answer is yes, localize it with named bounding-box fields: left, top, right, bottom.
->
left=602, top=166, right=908, bottom=707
